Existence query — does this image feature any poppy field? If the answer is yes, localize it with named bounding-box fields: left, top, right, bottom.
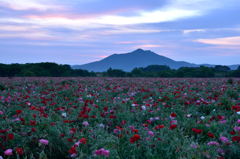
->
left=0, top=77, right=240, bottom=159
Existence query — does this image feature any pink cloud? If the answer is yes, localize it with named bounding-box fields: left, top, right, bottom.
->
left=25, top=14, right=96, bottom=20
left=195, top=36, right=240, bottom=46
left=0, top=25, right=37, bottom=32
left=24, top=7, right=139, bottom=20
left=135, top=44, right=163, bottom=48
left=116, top=41, right=137, bottom=44
left=0, top=0, right=63, bottom=11
left=183, top=29, right=206, bottom=34
left=99, top=55, right=108, bottom=58
left=0, top=32, right=56, bottom=40
left=101, top=28, right=164, bottom=35
left=116, top=40, right=150, bottom=44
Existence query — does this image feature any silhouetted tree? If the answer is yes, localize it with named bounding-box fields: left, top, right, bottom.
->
left=143, top=65, right=171, bottom=72
left=106, top=68, right=126, bottom=77
left=214, top=65, right=231, bottom=77
left=214, top=65, right=231, bottom=72
left=0, top=63, right=239, bottom=77
left=131, top=68, right=144, bottom=77
left=0, top=63, right=95, bottom=77
left=231, top=69, right=240, bottom=77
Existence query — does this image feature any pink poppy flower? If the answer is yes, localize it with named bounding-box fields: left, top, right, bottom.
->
left=39, top=139, right=49, bottom=145
left=94, top=148, right=110, bottom=157
left=207, top=141, right=220, bottom=146
left=219, top=136, right=229, bottom=144
left=148, top=131, right=154, bottom=137
left=237, top=119, right=240, bottom=124
left=82, top=121, right=89, bottom=126
left=4, top=149, right=13, bottom=156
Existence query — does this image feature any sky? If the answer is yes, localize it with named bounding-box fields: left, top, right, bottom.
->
left=0, top=0, right=240, bottom=65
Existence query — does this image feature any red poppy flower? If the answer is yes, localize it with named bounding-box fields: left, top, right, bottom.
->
left=30, top=120, right=37, bottom=126
left=79, top=138, right=87, bottom=144
left=155, top=124, right=165, bottom=130
left=103, top=107, right=108, bottom=112
left=143, top=123, right=148, bottom=127
left=16, top=110, right=22, bottom=115
left=69, top=146, right=77, bottom=154
left=109, top=115, right=116, bottom=119
left=7, top=133, right=14, bottom=140
left=121, top=120, right=126, bottom=125
left=230, top=130, right=236, bottom=135
left=207, top=132, right=215, bottom=138
left=169, top=124, right=177, bottom=130
left=0, top=129, right=8, bottom=133
left=170, top=113, right=177, bottom=117
left=32, top=114, right=37, bottom=118
left=70, top=128, right=77, bottom=134
left=15, top=147, right=24, bottom=155
left=192, top=128, right=203, bottom=134
left=132, top=129, right=138, bottom=133
left=31, top=128, right=36, bottom=132
left=232, top=105, right=240, bottom=112
left=68, top=138, right=73, bottom=142
left=232, top=136, right=240, bottom=142
left=130, top=134, right=141, bottom=143
left=217, top=115, right=224, bottom=120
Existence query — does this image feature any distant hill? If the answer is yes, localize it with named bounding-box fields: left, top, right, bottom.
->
left=72, top=49, right=239, bottom=72
left=73, top=49, right=197, bottom=72
left=228, top=65, right=240, bottom=70
left=200, top=64, right=239, bottom=70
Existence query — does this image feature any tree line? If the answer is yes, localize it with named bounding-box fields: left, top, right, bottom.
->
left=104, top=65, right=240, bottom=77
left=0, top=63, right=239, bottom=77
left=0, top=63, right=95, bottom=77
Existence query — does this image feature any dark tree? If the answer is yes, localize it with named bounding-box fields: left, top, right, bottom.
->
left=106, top=68, right=126, bottom=77
left=131, top=68, right=144, bottom=77
left=143, top=65, right=171, bottom=72
left=214, top=65, right=231, bottom=72
left=0, top=63, right=95, bottom=77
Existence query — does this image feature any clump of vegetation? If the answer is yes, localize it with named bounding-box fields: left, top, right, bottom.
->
left=0, top=63, right=240, bottom=77
left=227, top=78, right=234, bottom=85
left=0, top=83, right=5, bottom=91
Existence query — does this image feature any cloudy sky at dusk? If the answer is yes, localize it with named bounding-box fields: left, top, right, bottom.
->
left=0, top=0, right=240, bottom=65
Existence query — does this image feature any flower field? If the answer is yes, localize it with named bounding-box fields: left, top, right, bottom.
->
left=0, top=77, right=240, bottom=159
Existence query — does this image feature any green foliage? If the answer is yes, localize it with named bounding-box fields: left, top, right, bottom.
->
left=0, top=62, right=96, bottom=77
left=143, top=65, right=171, bottom=72
left=226, top=89, right=239, bottom=100
left=0, top=63, right=239, bottom=77
left=177, top=66, right=215, bottom=77
left=105, top=68, right=126, bottom=77
left=0, top=83, right=5, bottom=91
left=131, top=68, right=144, bottom=77
left=0, top=78, right=240, bottom=158
left=227, top=78, right=234, bottom=85
left=214, top=65, right=231, bottom=72
left=230, top=69, right=240, bottom=77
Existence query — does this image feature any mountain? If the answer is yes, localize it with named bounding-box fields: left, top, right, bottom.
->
left=73, top=49, right=197, bottom=72
left=72, top=49, right=239, bottom=72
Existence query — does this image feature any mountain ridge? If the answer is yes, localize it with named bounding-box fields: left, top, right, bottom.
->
left=72, top=49, right=239, bottom=72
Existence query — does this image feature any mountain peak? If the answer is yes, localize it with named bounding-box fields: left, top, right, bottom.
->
left=131, top=48, right=151, bottom=54
left=74, top=49, right=198, bottom=72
